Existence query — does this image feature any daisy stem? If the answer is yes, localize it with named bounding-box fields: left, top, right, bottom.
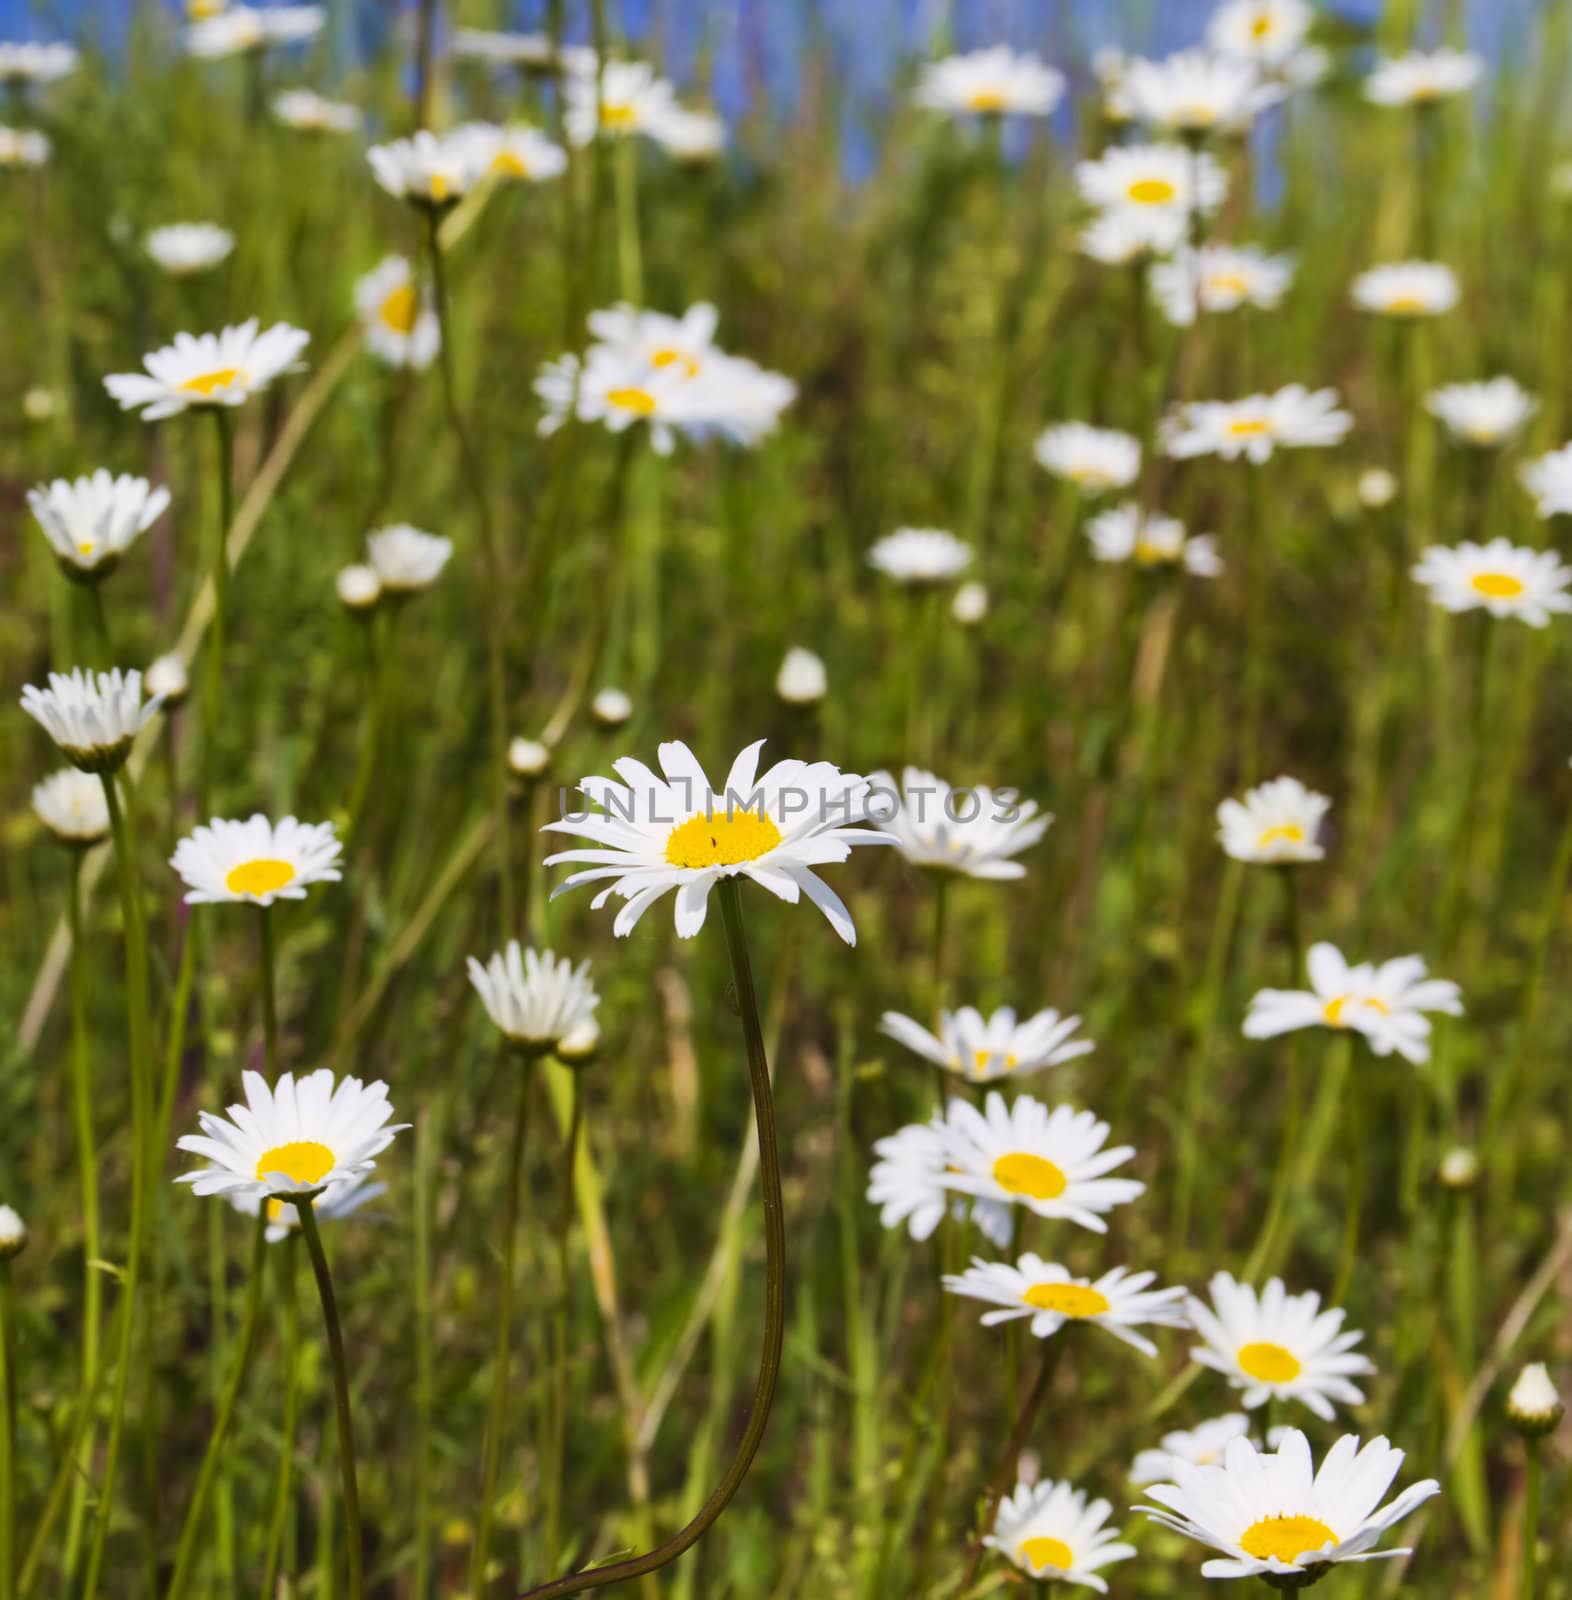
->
left=1331, top=1065, right=1364, bottom=1307
left=163, top=1209, right=269, bottom=1600
left=258, top=906, right=279, bottom=1075
left=613, top=137, right=643, bottom=306
left=1438, top=614, right=1496, bottom=953
left=86, top=581, right=112, bottom=667
left=544, top=1064, right=585, bottom=1571
left=259, top=1235, right=301, bottom=1600
left=1242, top=459, right=1268, bottom=782
left=201, top=407, right=234, bottom=816
left=1277, top=866, right=1302, bottom=982
left=1522, top=1436, right=1542, bottom=1600
left=292, top=1195, right=365, bottom=1600
left=514, top=876, right=785, bottom=1599
left=0, top=1259, right=14, bottom=1600
left=930, top=873, right=949, bottom=1026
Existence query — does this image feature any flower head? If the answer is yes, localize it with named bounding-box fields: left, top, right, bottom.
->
left=867, top=528, right=972, bottom=585
left=336, top=564, right=381, bottom=611
left=1087, top=503, right=1221, bottom=576
left=1151, top=244, right=1294, bottom=326
left=776, top=646, right=827, bottom=706
left=563, top=58, right=679, bottom=146
left=354, top=257, right=440, bottom=371
left=368, top=129, right=491, bottom=207
left=145, top=223, right=235, bottom=277
left=1217, top=775, right=1330, bottom=864
left=1521, top=444, right=1572, bottom=518
left=1358, top=467, right=1399, bottom=508
left=1365, top=48, right=1483, bottom=107
left=21, top=668, right=158, bottom=772
left=913, top=47, right=1066, bottom=118
left=0, top=41, right=77, bottom=83
left=145, top=652, right=190, bottom=707
left=366, top=524, right=452, bottom=593
left=1078, top=204, right=1186, bottom=262
left=273, top=89, right=362, bottom=132
left=187, top=4, right=323, bottom=58
left=171, top=814, right=343, bottom=906
left=1131, top=1416, right=1253, bottom=1484
left=1426, top=378, right=1536, bottom=447
left=27, top=470, right=170, bottom=580
left=1034, top=424, right=1140, bottom=493
left=1165, top=385, right=1352, bottom=463
left=1351, top=261, right=1459, bottom=318
left=467, top=942, right=599, bottom=1052
left=591, top=687, right=633, bottom=726
left=986, top=1480, right=1137, bottom=1591
left=650, top=106, right=726, bottom=162
left=866, top=1118, right=1012, bottom=1247
left=104, top=319, right=309, bottom=419
left=1506, top=1364, right=1564, bottom=1437
left=1207, top=0, right=1314, bottom=69
left=453, top=120, right=568, bottom=183
left=0, top=126, right=49, bottom=167
left=1411, top=539, right=1572, bottom=626
left=1121, top=49, right=1278, bottom=135
left=880, top=1004, right=1092, bottom=1083
left=870, top=765, right=1050, bottom=878
left=33, top=768, right=111, bottom=847
left=1076, top=143, right=1228, bottom=219
left=952, top=581, right=989, bottom=624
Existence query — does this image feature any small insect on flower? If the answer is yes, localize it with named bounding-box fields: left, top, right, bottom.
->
left=104, top=319, right=310, bottom=419
left=866, top=1118, right=1012, bottom=1248
left=467, top=943, right=599, bottom=1054
left=1087, top=503, right=1222, bottom=575
left=1216, top=775, right=1330, bottom=864
left=187, top=4, right=324, bottom=58
left=27, top=470, right=170, bottom=581
left=145, top=223, right=235, bottom=277
left=368, top=128, right=492, bottom=208
left=1165, top=385, right=1353, bottom=464
left=365, top=524, right=453, bottom=593
left=880, top=1004, right=1093, bottom=1083
left=1151, top=244, right=1294, bottom=326
left=1520, top=443, right=1572, bottom=519
left=1139, top=1428, right=1440, bottom=1580
left=354, top=257, right=440, bottom=371
left=232, top=1173, right=387, bottom=1242
left=171, top=815, right=343, bottom=906
left=1364, top=47, right=1483, bottom=107
left=1411, top=539, right=1572, bottom=626
left=273, top=88, right=362, bottom=132
left=1426, top=378, right=1537, bottom=447
left=1350, top=261, right=1459, bottom=318
left=912, top=46, right=1066, bottom=118
left=866, top=527, right=972, bottom=586
left=562, top=58, right=680, bottom=146
left=21, top=668, right=160, bottom=773
left=0, top=41, right=78, bottom=83
left=986, top=1480, right=1137, bottom=1591
left=1034, top=423, right=1141, bottom=493
left=1120, top=49, right=1279, bottom=136
left=1130, top=1415, right=1253, bottom=1484
left=868, top=765, right=1051, bottom=878
left=32, top=768, right=111, bottom=848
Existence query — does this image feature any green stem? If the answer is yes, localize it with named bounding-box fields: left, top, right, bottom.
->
left=0, top=1261, right=14, bottom=1600
left=545, top=1067, right=585, bottom=1570
left=1523, top=1437, right=1542, bottom=1600
left=258, top=906, right=279, bottom=1075
left=200, top=408, right=234, bottom=816
left=86, top=582, right=112, bottom=667
left=259, top=1236, right=301, bottom=1600
left=1331, top=1066, right=1363, bottom=1307
left=413, top=1096, right=443, bottom=1600
left=613, top=137, right=643, bottom=305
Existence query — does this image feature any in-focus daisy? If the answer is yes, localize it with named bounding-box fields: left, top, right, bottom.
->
left=1425, top=378, right=1536, bottom=447
left=1411, top=539, right=1572, bottom=626
left=944, top=1255, right=1187, bottom=1356
left=1521, top=443, right=1572, bottom=518
left=866, top=1119, right=1013, bottom=1248
left=1365, top=47, right=1483, bottom=107
left=869, top=766, right=1050, bottom=878
left=866, top=528, right=971, bottom=586
left=1207, top=0, right=1314, bottom=69
left=365, top=524, right=452, bottom=593
left=21, top=668, right=158, bottom=772
left=1121, top=49, right=1278, bottom=135
left=775, top=646, right=827, bottom=706
left=543, top=739, right=892, bottom=943
left=273, top=89, right=362, bottom=132
left=145, top=223, right=234, bottom=276
left=1078, top=204, right=1186, bottom=262
left=986, top=1480, right=1137, bottom=1591
left=1188, top=1274, right=1374, bottom=1420
left=1087, top=503, right=1222, bottom=575
left=1151, top=245, right=1294, bottom=326
left=1164, top=385, right=1353, bottom=463
left=937, top=1092, right=1144, bottom=1233
left=1076, top=143, right=1228, bottom=220
left=880, top=1004, right=1092, bottom=1083
left=1131, top=1416, right=1253, bottom=1484
left=562, top=58, right=679, bottom=146
left=171, top=814, right=343, bottom=906
left=912, top=47, right=1066, bottom=118
left=368, top=129, right=491, bottom=207
left=1350, top=261, right=1459, bottom=318
left=1216, top=775, right=1330, bottom=864
left=1140, top=1429, right=1440, bottom=1580
left=187, top=4, right=323, bottom=57
left=27, top=470, right=170, bottom=581
left=145, top=652, right=190, bottom=707
left=104, top=319, right=309, bottom=419
left=176, top=1068, right=405, bottom=1204
left=0, top=126, right=49, bottom=167
left=32, top=768, right=111, bottom=847
left=468, top=943, right=598, bottom=1053
left=0, top=41, right=78, bottom=83
left=1034, top=423, right=1140, bottom=493
left=455, top=121, right=568, bottom=182
left=233, top=1173, right=387, bottom=1242
left=354, top=257, right=440, bottom=371
left=1243, top=941, right=1462, bottom=1063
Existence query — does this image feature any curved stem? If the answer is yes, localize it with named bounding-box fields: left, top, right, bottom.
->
left=258, top=906, right=279, bottom=1075
left=515, top=877, right=786, bottom=1599
left=544, top=1067, right=583, bottom=1571
left=259, top=1235, right=301, bottom=1600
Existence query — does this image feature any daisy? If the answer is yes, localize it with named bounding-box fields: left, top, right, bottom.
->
left=1350, top=261, right=1459, bottom=318
left=176, top=1068, right=405, bottom=1204
left=650, top=106, right=726, bottom=162
left=455, top=121, right=568, bottom=182
left=937, top=1092, right=1144, bottom=1233
left=776, top=646, right=827, bottom=706
left=534, top=343, right=703, bottom=456
left=542, top=738, right=892, bottom=943
left=21, top=668, right=159, bottom=773
left=1411, top=539, right=1572, bottom=626
left=1507, top=1364, right=1564, bottom=1436
left=368, top=128, right=491, bottom=208
left=1121, top=50, right=1278, bottom=135
left=365, top=524, right=452, bottom=593
left=0, top=127, right=49, bottom=167
left=588, top=301, right=722, bottom=375
left=104, top=319, right=309, bottom=420
left=0, top=1207, right=24, bottom=1258
left=866, top=1118, right=1012, bottom=1248
left=1207, top=0, right=1314, bottom=69
left=952, top=581, right=989, bottom=624
left=1034, top=423, right=1140, bottom=493
left=273, top=89, right=362, bottom=132
left=1131, top=1416, right=1253, bottom=1485
left=866, top=528, right=972, bottom=585
left=1365, top=47, right=1483, bottom=107
left=912, top=47, right=1066, bottom=118
left=467, top=942, right=599, bottom=1053
left=32, top=768, right=111, bottom=847
left=508, top=737, right=550, bottom=779
left=1425, top=378, right=1537, bottom=447
left=336, top=564, right=381, bottom=611
left=144, top=652, right=190, bottom=707
left=27, top=470, right=170, bottom=581
left=562, top=58, right=679, bottom=147
left=1164, top=385, right=1353, bottom=463
left=1151, top=244, right=1294, bottom=326
left=0, top=41, right=77, bottom=83
left=1140, top=1428, right=1440, bottom=1580
left=187, top=5, right=323, bottom=57
left=1076, top=143, right=1228, bottom=220
left=145, top=223, right=235, bottom=276
left=1188, top=1274, right=1374, bottom=1421
left=590, top=687, right=633, bottom=726
left=1216, top=775, right=1330, bottom=864
left=868, top=765, right=1050, bottom=878
left=880, top=1004, right=1092, bottom=1083
left=986, top=1480, right=1137, bottom=1592
left=1078, top=205, right=1187, bottom=262
left=1243, top=942, right=1462, bottom=1063
left=233, top=1173, right=387, bottom=1242
left=944, top=1255, right=1187, bottom=1356
left=1521, top=443, right=1572, bottom=518
left=354, top=257, right=440, bottom=372
left=1087, top=503, right=1222, bottom=575
left=171, top=814, right=343, bottom=906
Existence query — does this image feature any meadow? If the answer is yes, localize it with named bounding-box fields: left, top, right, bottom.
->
left=1, top=0, right=1571, bottom=1596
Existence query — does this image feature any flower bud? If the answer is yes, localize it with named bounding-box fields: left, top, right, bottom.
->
left=1438, top=1146, right=1478, bottom=1189
left=336, top=563, right=382, bottom=612
left=0, top=1205, right=26, bottom=1260
left=591, top=687, right=633, bottom=728
left=1357, top=468, right=1397, bottom=509
left=775, top=646, right=826, bottom=706
left=556, top=1019, right=600, bottom=1067
left=145, top=651, right=190, bottom=709
left=508, top=737, right=551, bottom=780
left=1507, top=1363, right=1563, bottom=1437
left=952, top=581, right=989, bottom=626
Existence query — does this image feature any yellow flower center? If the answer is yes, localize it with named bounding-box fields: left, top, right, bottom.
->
left=1236, top=1340, right=1302, bottom=1383
left=1209, top=271, right=1250, bottom=296
left=1018, top=1536, right=1075, bottom=1572
left=1022, top=1282, right=1111, bottom=1318
left=1257, top=823, right=1305, bottom=848
left=651, top=347, right=701, bottom=378
left=1250, top=11, right=1275, bottom=39
left=1323, top=994, right=1390, bottom=1027
left=428, top=172, right=451, bottom=202
left=966, top=89, right=1009, bottom=113
left=188, top=0, right=226, bottom=16
left=77, top=540, right=96, bottom=556
left=492, top=150, right=530, bottom=178
left=1128, top=177, right=1177, bottom=204
left=991, top=1152, right=1068, bottom=1201
left=1238, top=1514, right=1337, bottom=1565
left=379, top=283, right=419, bottom=334
left=971, top=1048, right=1019, bottom=1075
left=665, top=810, right=784, bottom=869
left=1384, top=294, right=1426, bottom=314
left=181, top=367, right=243, bottom=397
left=1133, top=539, right=1171, bottom=565
left=607, top=386, right=658, bottom=416
left=1229, top=417, right=1271, bottom=436
left=224, top=858, right=298, bottom=897
left=602, top=101, right=639, bottom=128
left=1470, top=571, right=1524, bottom=599
left=254, top=1140, right=335, bottom=1187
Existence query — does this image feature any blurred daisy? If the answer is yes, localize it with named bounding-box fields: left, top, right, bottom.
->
left=273, top=89, right=361, bottom=132
left=1121, top=49, right=1278, bottom=135
left=176, top=1068, right=405, bottom=1204
left=1411, top=539, right=1572, bottom=626
left=1207, top=0, right=1313, bottom=68
left=1151, top=245, right=1294, bottom=326
left=868, top=765, right=1050, bottom=878
left=1140, top=1429, right=1440, bottom=1579
left=0, top=1208, right=24, bottom=1257
left=1520, top=443, right=1572, bottom=518
left=233, top=1173, right=386, bottom=1242
left=1131, top=1416, right=1253, bottom=1484
left=0, top=127, right=49, bottom=167
left=104, top=319, right=309, bottom=419
left=172, top=814, right=343, bottom=906
left=1217, top=775, right=1330, bottom=864
left=32, top=768, right=111, bottom=847
left=775, top=646, right=827, bottom=706
left=590, top=687, right=633, bottom=726
left=1243, top=942, right=1462, bottom=1063
left=354, top=257, right=440, bottom=371
left=987, top=1480, right=1137, bottom=1591
left=144, top=652, right=190, bottom=707
left=1087, top=503, right=1222, bottom=576
left=867, top=1119, right=1012, bottom=1248
left=1076, top=143, right=1227, bottom=219
left=912, top=47, right=1066, bottom=118
left=1351, top=261, right=1459, bottom=318
left=866, top=528, right=972, bottom=585
left=650, top=106, right=726, bottom=162
left=1078, top=205, right=1186, bottom=262
left=336, top=564, right=381, bottom=611
left=535, top=344, right=711, bottom=456
left=467, top=942, right=599, bottom=1053
left=543, top=738, right=892, bottom=943
left=456, top=121, right=568, bottom=182
left=21, top=668, right=158, bottom=772
left=508, top=737, right=551, bottom=779
left=880, top=1003, right=1092, bottom=1083
left=0, top=41, right=77, bottom=83
left=944, top=1256, right=1187, bottom=1356
left=368, top=129, right=490, bottom=207
left=365, top=524, right=452, bottom=593
left=145, top=223, right=235, bottom=277
left=1034, top=423, right=1140, bottom=493
left=563, top=58, right=679, bottom=146
left=1165, top=385, right=1353, bottom=463
left=1365, top=47, right=1482, bottom=107
left=937, top=1092, right=1143, bottom=1232
left=952, top=581, right=989, bottom=624
left=1425, top=378, right=1536, bottom=447
left=451, top=28, right=559, bottom=69
left=1357, top=467, right=1399, bottom=508
left=187, top=4, right=323, bottom=57
left=27, top=470, right=170, bottom=581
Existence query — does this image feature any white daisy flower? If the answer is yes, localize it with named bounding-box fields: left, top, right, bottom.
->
left=986, top=1480, right=1137, bottom=1591
left=866, top=528, right=972, bottom=585
left=187, top=4, right=323, bottom=58
left=1034, top=423, right=1140, bottom=493
left=588, top=301, right=721, bottom=374
left=233, top=1173, right=387, bottom=1242
left=775, top=646, right=827, bottom=706
left=543, top=738, right=893, bottom=944
left=0, top=41, right=78, bottom=82
left=336, top=564, right=381, bottom=611
left=1087, top=503, right=1222, bottom=576
left=1121, top=49, right=1279, bottom=135
left=1520, top=443, right=1572, bottom=518
left=562, top=58, right=679, bottom=146
left=944, top=1255, right=1187, bottom=1357
left=32, top=768, right=111, bottom=847
left=171, top=814, right=343, bottom=906
left=1131, top=1415, right=1253, bottom=1485
left=1141, top=1428, right=1440, bottom=1579
left=104, top=318, right=310, bottom=420
left=27, top=469, right=170, bottom=580
left=365, top=524, right=452, bottom=593
left=0, top=126, right=49, bottom=167
left=1350, top=261, right=1459, bottom=318
left=21, top=668, right=159, bottom=772
left=649, top=105, right=726, bottom=162
left=868, top=765, right=1050, bottom=879
left=450, top=28, right=558, bottom=68
left=1164, top=384, right=1353, bottom=463
left=1357, top=467, right=1399, bottom=508
left=1243, top=941, right=1462, bottom=1063
left=1411, top=538, right=1572, bottom=626
left=144, top=652, right=190, bottom=707
left=534, top=343, right=701, bottom=456
left=590, top=687, right=633, bottom=726
left=1188, top=1273, right=1374, bottom=1421
left=1207, top=0, right=1314, bottom=69
left=937, top=1091, right=1144, bottom=1233
left=866, top=1118, right=1012, bottom=1248
left=1425, top=378, right=1536, bottom=447
left=467, top=942, right=599, bottom=1052
left=354, top=256, right=440, bottom=372
left=1365, top=47, right=1483, bottom=107
left=1077, top=204, right=1187, bottom=263
left=145, top=223, right=235, bottom=277
left=1151, top=244, right=1294, bottom=326
left=912, top=46, right=1066, bottom=118
left=454, top=120, right=568, bottom=182
left=1076, top=143, right=1228, bottom=219
left=176, top=1068, right=406, bottom=1204
left=1216, top=775, right=1330, bottom=864
left=952, top=580, right=989, bottom=624
left=272, top=88, right=362, bottom=132
left=880, top=1004, right=1093, bottom=1083
left=368, top=128, right=491, bottom=207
